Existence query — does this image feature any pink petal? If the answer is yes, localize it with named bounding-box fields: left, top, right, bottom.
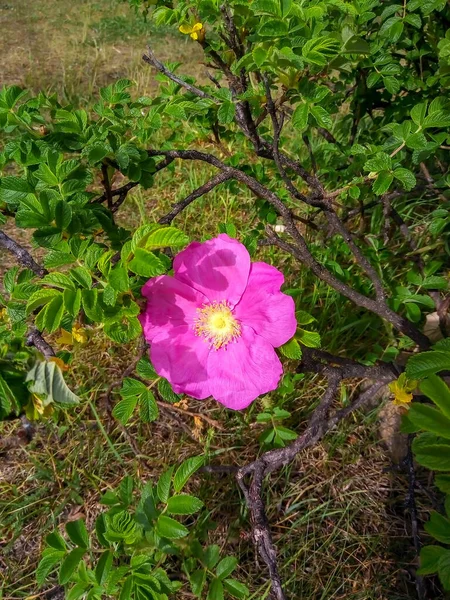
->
left=206, top=325, right=283, bottom=410
left=234, top=262, right=297, bottom=348
left=173, top=234, right=250, bottom=306
left=139, top=275, right=207, bottom=342
left=151, top=326, right=211, bottom=399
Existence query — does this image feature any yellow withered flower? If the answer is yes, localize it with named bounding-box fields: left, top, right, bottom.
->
left=179, top=22, right=204, bottom=41
left=388, top=373, right=417, bottom=407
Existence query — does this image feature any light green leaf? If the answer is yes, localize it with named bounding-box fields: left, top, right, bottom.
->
left=59, top=548, right=86, bottom=585
left=420, top=376, right=450, bottom=419
left=65, top=519, right=89, bottom=548
left=26, top=361, right=80, bottom=405
left=408, top=403, right=450, bottom=439
left=216, top=556, right=238, bottom=579
left=139, top=390, right=159, bottom=423
left=157, top=467, right=174, bottom=503
left=112, top=396, right=138, bottom=424
left=279, top=337, right=302, bottom=359
left=173, top=456, right=204, bottom=493
left=166, top=494, right=203, bottom=515
left=406, top=351, right=450, bottom=378
left=155, top=515, right=189, bottom=539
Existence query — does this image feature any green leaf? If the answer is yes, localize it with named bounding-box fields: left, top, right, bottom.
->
left=438, top=551, right=450, bottom=590
left=36, top=549, right=65, bottom=586
left=26, top=288, right=61, bottom=315
left=0, top=176, right=34, bottom=203
left=291, top=104, right=309, bottom=130
left=128, top=248, right=166, bottom=278
left=252, top=46, right=267, bottom=67
left=408, top=404, right=450, bottom=439
left=157, top=378, right=181, bottom=403
left=420, top=376, right=450, bottom=419
left=223, top=578, right=250, bottom=599
left=65, top=519, right=89, bottom=548
left=279, top=337, right=302, bottom=359
left=157, top=467, right=174, bottom=503
left=59, top=548, right=86, bottom=585
left=55, top=201, right=72, bottom=229
left=204, top=545, right=221, bottom=569
left=365, top=152, right=392, bottom=172
left=406, top=351, right=450, bottom=378
left=121, top=377, right=147, bottom=397
left=104, top=316, right=142, bottom=343
left=425, top=512, right=450, bottom=544
left=35, top=163, right=60, bottom=187
left=136, top=357, right=158, bottom=380
left=436, top=475, right=450, bottom=494
left=418, top=545, right=447, bottom=575
left=310, top=105, right=332, bottom=129
left=393, top=168, right=416, bottom=191
left=413, top=437, right=450, bottom=470
left=155, top=515, right=189, bottom=539
left=109, top=265, right=129, bottom=292
left=217, top=101, right=236, bottom=124
left=411, top=102, right=427, bottom=126
left=42, top=293, right=64, bottom=333
left=95, top=550, right=113, bottom=585
left=112, top=395, right=138, bottom=424
left=190, top=569, right=207, bottom=596
left=26, top=361, right=80, bottom=405
left=63, top=289, right=82, bottom=317
left=70, top=266, right=92, bottom=289
left=372, top=171, right=394, bottom=195
left=258, top=19, right=288, bottom=37
left=297, top=329, right=321, bottom=348
left=173, top=456, right=204, bottom=493
left=216, top=556, right=238, bottom=580
left=45, top=531, right=67, bottom=551
left=139, top=390, right=159, bottom=423
left=423, top=111, right=450, bottom=129
left=208, top=578, right=224, bottom=600
left=166, top=494, right=203, bottom=515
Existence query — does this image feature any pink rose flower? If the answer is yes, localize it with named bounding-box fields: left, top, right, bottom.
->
left=139, top=234, right=297, bottom=410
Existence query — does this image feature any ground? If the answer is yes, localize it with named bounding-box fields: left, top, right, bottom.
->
left=0, top=1, right=442, bottom=598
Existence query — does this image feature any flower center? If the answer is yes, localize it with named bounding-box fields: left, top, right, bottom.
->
left=194, top=301, right=241, bottom=350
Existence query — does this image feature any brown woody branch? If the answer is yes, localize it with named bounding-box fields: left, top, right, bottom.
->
left=147, top=147, right=430, bottom=349
left=158, top=171, right=232, bottom=225
left=0, top=230, right=47, bottom=277
left=236, top=372, right=394, bottom=600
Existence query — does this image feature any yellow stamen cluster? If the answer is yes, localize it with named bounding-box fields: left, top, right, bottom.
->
left=194, top=301, right=241, bottom=350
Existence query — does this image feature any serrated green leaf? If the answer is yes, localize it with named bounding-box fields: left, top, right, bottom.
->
left=223, top=578, right=250, bottom=599
left=155, top=515, right=189, bottom=539
left=279, top=337, right=302, bottom=359
left=112, top=395, right=138, bottom=424
left=393, top=168, right=416, bottom=191
left=166, top=494, right=203, bottom=515
left=157, top=467, right=174, bottom=503
left=65, top=519, right=89, bottom=548
left=173, top=456, right=204, bottom=493
left=36, top=549, right=65, bottom=587
left=291, top=103, right=309, bottom=130
left=139, top=389, right=159, bottom=423
left=95, top=550, right=113, bottom=585
left=372, top=171, right=394, bottom=195
left=418, top=545, right=447, bottom=575
left=216, top=556, right=238, bottom=580
left=129, top=248, right=166, bottom=278
left=408, top=403, right=450, bottom=438
left=59, top=548, right=86, bottom=585
left=420, top=376, right=450, bottom=419
left=406, top=351, right=450, bottom=378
